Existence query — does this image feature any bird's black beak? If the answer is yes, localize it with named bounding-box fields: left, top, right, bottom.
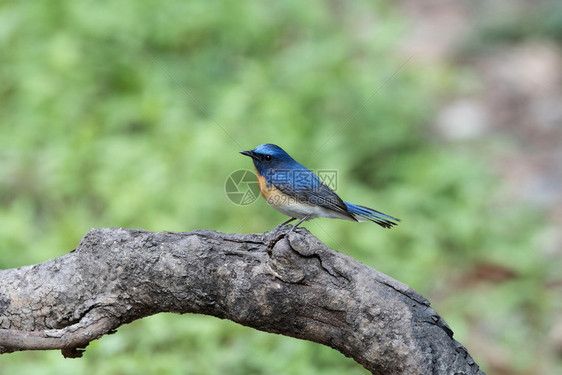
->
left=240, top=150, right=256, bottom=159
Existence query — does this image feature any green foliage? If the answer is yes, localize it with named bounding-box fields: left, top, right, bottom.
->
left=0, top=1, right=558, bottom=374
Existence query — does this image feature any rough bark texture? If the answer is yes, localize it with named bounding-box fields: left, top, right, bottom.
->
left=0, top=227, right=483, bottom=374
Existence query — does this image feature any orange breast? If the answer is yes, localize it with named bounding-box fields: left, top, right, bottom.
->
left=256, top=170, right=273, bottom=198
left=255, top=168, right=286, bottom=204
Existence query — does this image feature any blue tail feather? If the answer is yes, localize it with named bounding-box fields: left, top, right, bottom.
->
left=344, top=202, right=400, bottom=229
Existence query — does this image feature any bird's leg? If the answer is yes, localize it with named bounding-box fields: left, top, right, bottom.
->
left=279, top=217, right=297, bottom=227
left=289, top=215, right=310, bottom=233
left=270, top=217, right=297, bottom=233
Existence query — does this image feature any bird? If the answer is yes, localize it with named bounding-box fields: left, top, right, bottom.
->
left=240, top=143, right=399, bottom=231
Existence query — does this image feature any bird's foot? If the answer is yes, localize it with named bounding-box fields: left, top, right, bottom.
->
left=266, top=225, right=293, bottom=253
left=266, top=216, right=310, bottom=253
left=269, top=223, right=292, bottom=234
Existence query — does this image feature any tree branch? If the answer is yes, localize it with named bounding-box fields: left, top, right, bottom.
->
left=0, top=227, right=483, bottom=374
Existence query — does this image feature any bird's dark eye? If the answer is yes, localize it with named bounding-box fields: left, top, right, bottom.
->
left=264, top=155, right=273, bottom=161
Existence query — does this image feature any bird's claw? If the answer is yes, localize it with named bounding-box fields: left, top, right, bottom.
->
left=266, top=225, right=293, bottom=253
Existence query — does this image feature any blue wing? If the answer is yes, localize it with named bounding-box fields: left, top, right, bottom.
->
left=268, top=166, right=357, bottom=221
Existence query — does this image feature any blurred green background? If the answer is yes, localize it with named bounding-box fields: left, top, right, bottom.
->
left=1, top=1, right=561, bottom=374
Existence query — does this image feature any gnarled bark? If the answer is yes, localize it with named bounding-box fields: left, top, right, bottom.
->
left=0, top=227, right=483, bottom=374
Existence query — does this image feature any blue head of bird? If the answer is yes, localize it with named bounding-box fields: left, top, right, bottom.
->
left=240, top=144, right=302, bottom=177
